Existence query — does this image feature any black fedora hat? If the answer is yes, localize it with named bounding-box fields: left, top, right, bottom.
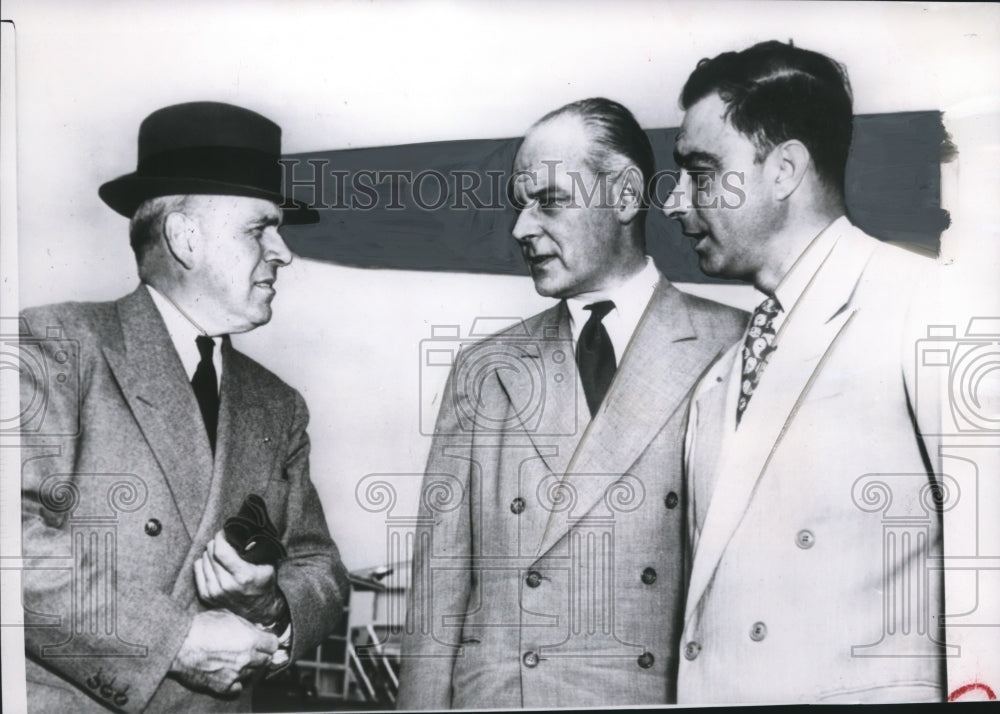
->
left=99, top=101, right=319, bottom=224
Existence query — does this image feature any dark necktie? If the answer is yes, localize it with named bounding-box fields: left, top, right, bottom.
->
left=736, top=296, right=782, bottom=426
left=192, top=335, right=219, bottom=452
left=577, top=300, right=617, bottom=417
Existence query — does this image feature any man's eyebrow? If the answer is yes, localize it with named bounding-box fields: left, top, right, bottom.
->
left=249, top=214, right=282, bottom=228
left=524, top=186, right=564, bottom=199
left=673, top=149, right=722, bottom=169
left=517, top=183, right=568, bottom=204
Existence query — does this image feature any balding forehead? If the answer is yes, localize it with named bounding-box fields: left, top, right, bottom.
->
left=516, top=113, right=593, bottom=170
left=544, top=113, right=593, bottom=143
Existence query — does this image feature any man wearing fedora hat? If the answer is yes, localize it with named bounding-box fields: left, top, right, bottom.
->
left=19, top=102, right=348, bottom=712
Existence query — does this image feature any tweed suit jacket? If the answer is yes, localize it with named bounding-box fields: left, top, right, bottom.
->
left=20, top=286, right=349, bottom=713
left=679, top=219, right=997, bottom=703
left=397, top=277, right=746, bottom=709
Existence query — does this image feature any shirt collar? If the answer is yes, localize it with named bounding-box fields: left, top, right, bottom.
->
left=565, top=256, right=660, bottom=340
left=772, top=216, right=846, bottom=314
left=145, top=284, right=221, bottom=383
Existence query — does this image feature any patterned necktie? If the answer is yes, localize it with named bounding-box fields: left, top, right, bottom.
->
left=577, top=300, right=617, bottom=417
left=192, top=335, right=219, bottom=452
left=736, top=296, right=782, bottom=426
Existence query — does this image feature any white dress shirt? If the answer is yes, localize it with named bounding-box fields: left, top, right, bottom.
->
left=565, top=256, right=661, bottom=359
left=771, top=216, right=846, bottom=336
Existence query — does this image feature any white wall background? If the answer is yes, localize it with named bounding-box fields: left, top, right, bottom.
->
left=4, top=0, right=999, bottom=570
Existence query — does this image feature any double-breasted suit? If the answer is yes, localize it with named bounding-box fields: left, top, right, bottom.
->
left=20, top=286, right=348, bottom=712
left=679, top=220, right=962, bottom=703
left=398, top=277, right=746, bottom=708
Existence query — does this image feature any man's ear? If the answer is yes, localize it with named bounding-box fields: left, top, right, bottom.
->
left=773, top=140, right=811, bottom=201
left=162, top=210, right=199, bottom=270
left=614, top=166, right=643, bottom=225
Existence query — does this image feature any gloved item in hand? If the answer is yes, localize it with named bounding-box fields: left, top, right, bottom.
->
left=223, top=494, right=287, bottom=566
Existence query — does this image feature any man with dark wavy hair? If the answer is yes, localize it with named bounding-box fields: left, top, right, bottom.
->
left=667, top=41, right=955, bottom=703
left=398, top=97, right=745, bottom=708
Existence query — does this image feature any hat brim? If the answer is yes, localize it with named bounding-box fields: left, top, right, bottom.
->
left=99, top=174, right=319, bottom=225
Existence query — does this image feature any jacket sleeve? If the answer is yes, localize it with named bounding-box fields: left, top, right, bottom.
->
left=275, top=390, right=350, bottom=664
left=396, top=364, right=474, bottom=710
left=903, top=262, right=1000, bottom=699
left=19, top=306, right=194, bottom=714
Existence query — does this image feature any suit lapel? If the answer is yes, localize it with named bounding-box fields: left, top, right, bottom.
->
left=102, top=287, right=214, bottom=540
left=536, top=280, right=722, bottom=558
left=685, top=226, right=878, bottom=621
left=204, top=340, right=275, bottom=532
left=494, top=303, right=583, bottom=476
left=515, top=375, right=591, bottom=561
left=170, top=340, right=279, bottom=604
left=493, top=304, right=588, bottom=556
left=686, top=342, right=740, bottom=555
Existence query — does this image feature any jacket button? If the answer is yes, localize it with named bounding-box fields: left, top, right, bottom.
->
left=113, top=685, right=129, bottom=707
left=525, top=571, right=542, bottom=588
left=144, top=518, right=162, bottom=536
left=637, top=652, right=655, bottom=669
left=664, top=491, right=679, bottom=509
left=641, top=567, right=657, bottom=585
left=750, top=621, right=768, bottom=641
left=684, top=641, right=701, bottom=660
left=522, top=650, right=539, bottom=668
left=100, top=679, right=116, bottom=699
left=796, top=529, right=815, bottom=549
left=510, top=497, right=526, bottom=515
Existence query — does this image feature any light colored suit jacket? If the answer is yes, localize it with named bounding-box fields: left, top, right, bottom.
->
left=397, top=277, right=746, bottom=709
left=20, top=286, right=349, bottom=713
left=680, top=221, right=957, bottom=704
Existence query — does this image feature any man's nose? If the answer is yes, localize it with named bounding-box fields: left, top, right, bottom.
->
left=264, top=228, right=293, bottom=266
left=664, top=170, right=693, bottom=220
left=512, top=205, right=539, bottom=243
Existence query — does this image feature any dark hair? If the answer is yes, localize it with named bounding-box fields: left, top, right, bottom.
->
left=681, top=40, right=853, bottom=192
left=537, top=97, right=655, bottom=208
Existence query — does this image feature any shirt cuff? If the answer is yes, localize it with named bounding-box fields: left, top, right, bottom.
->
left=268, top=622, right=292, bottom=668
